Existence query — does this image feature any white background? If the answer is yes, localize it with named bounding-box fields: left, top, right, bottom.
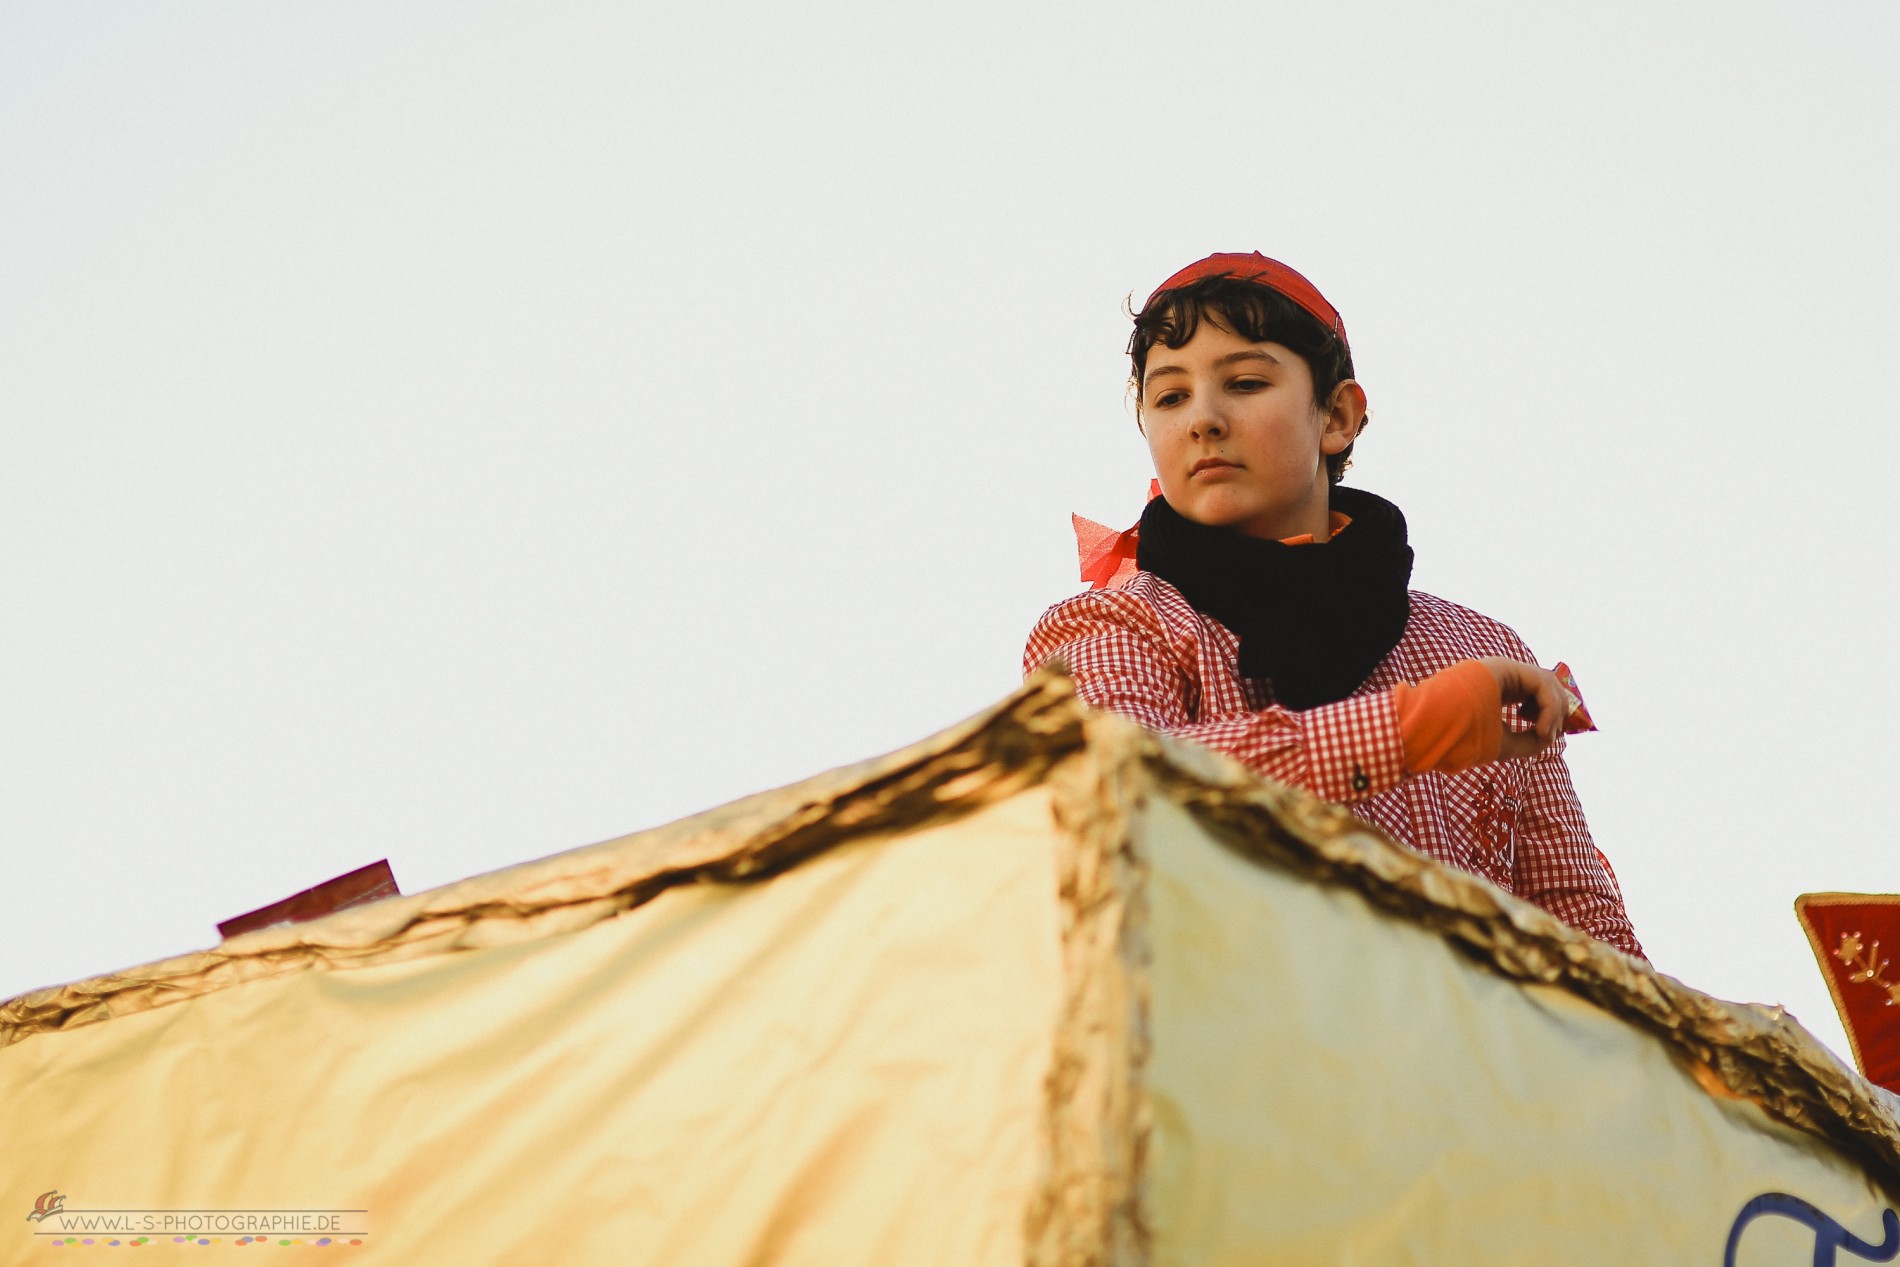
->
left=5, top=1, right=1897, bottom=1067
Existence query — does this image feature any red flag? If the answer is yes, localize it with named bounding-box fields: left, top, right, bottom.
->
left=1795, top=892, right=1900, bottom=1093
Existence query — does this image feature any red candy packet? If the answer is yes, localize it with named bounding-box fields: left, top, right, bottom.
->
left=1553, top=661, right=1597, bottom=734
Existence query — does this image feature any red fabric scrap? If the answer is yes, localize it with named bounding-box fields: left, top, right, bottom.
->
left=1073, top=481, right=1161, bottom=590
left=218, top=860, right=401, bottom=940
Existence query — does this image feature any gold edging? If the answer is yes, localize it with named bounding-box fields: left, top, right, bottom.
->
left=1123, top=725, right=1900, bottom=1200
left=0, top=670, right=1088, bottom=1051
left=1026, top=718, right=1154, bottom=1267
left=1797, top=892, right=1900, bottom=1085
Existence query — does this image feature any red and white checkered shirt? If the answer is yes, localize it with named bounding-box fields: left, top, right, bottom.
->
left=1024, top=572, right=1644, bottom=958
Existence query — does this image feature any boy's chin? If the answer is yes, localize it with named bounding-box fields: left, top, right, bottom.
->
left=1172, top=497, right=1255, bottom=532
left=1172, top=487, right=1325, bottom=540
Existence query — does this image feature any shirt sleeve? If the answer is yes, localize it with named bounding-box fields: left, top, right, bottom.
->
left=1024, top=590, right=1406, bottom=805
left=1510, top=740, right=1647, bottom=960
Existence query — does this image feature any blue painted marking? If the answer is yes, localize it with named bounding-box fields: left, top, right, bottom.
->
left=1724, top=1192, right=1900, bottom=1267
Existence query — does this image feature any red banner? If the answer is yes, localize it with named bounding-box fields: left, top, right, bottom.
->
left=1796, top=892, right=1900, bottom=1093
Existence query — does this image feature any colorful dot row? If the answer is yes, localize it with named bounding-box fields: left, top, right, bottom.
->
left=50, top=1237, right=363, bottom=1247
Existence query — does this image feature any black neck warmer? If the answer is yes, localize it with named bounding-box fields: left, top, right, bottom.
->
left=1134, top=485, right=1415, bottom=709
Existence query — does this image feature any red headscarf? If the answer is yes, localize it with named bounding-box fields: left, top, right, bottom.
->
left=1142, top=251, right=1349, bottom=351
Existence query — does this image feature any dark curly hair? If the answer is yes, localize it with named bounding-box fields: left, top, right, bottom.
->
left=1129, top=275, right=1361, bottom=484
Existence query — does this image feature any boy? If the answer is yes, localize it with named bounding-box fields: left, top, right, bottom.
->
left=1025, top=252, right=1643, bottom=959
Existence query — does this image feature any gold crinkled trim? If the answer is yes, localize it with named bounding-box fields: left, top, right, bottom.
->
left=3, top=669, right=1896, bottom=1198
left=1129, top=718, right=1900, bottom=1198
left=1027, top=716, right=1152, bottom=1267
left=0, top=673, right=1086, bottom=1049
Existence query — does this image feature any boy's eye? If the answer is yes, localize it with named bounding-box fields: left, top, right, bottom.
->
left=1230, top=377, right=1268, bottom=392
left=1152, top=389, right=1186, bottom=408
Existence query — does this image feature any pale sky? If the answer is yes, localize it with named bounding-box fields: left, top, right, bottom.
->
left=5, top=1, right=1898, bottom=1068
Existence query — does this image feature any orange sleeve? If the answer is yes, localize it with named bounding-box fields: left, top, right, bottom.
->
left=1392, top=659, right=1504, bottom=775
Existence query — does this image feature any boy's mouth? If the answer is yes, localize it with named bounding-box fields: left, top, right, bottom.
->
left=1190, top=457, right=1241, bottom=477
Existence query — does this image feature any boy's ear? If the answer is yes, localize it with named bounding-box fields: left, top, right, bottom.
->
left=1319, top=380, right=1369, bottom=455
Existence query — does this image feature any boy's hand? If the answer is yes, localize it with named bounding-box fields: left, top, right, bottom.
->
left=1476, top=657, right=1568, bottom=758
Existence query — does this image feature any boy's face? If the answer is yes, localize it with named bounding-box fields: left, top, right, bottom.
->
left=1139, top=319, right=1362, bottom=541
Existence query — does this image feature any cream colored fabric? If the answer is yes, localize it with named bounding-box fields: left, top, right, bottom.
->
left=1, top=791, right=1062, bottom=1265
left=6, top=677, right=1898, bottom=1266
left=1143, top=792, right=1891, bottom=1266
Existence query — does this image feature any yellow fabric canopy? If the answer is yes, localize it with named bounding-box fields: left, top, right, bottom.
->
left=4, top=672, right=1896, bottom=1263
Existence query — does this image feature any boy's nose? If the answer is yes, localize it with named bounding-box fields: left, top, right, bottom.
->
left=1188, top=410, right=1227, bottom=440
